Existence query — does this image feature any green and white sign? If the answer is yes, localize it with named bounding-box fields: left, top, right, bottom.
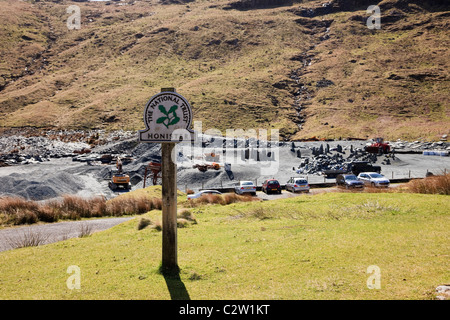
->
left=139, top=90, right=195, bottom=143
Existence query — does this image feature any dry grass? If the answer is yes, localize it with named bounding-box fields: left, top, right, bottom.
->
left=359, top=173, right=450, bottom=195
left=187, top=193, right=259, bottom=207
left=78, top=222, right=94, bottom=238
left=106, top=195, right=161, bottom=216
left=404, top=173, right=450, bottom=195
left=0, top=194, right=162, bottom=227
left=3, top=227, right=50, bottom=249
left=0, top=187, right=260, bottom=227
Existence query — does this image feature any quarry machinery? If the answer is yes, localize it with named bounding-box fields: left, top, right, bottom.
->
left=143, top=161, right=162, bottom=187
left=193, top=162, right=220, bottom=172
left=365, top=137, right=391, bottom=154
left=192, top=152, right=221, bottom=172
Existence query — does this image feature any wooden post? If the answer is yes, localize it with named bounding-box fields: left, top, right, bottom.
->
left=161, top=142, right=178, bottom=271
left=139, top=87, right=195, bottom=274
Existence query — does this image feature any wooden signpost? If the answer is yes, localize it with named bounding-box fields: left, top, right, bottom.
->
left=139, top=88, right=195, bottom=272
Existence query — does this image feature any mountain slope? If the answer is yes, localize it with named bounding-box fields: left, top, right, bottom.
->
left=0, top=0, right=448, bottom=141
left=287, top=0, right=450, bottom=140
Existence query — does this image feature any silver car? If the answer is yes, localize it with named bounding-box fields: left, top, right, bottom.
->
left=357, top=172, right=390, bottom=187
left=235, top=181, right=256, bottom=195
left=187, top=190, right=222, bottom=200
left=286, top=177, right=310, bottom=193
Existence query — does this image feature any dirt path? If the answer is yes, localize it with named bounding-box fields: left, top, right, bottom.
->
left=0, top=217, right=132, bottom=252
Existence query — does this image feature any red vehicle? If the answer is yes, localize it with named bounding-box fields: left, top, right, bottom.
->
left=262, top=179, right=282, bottom=194
left=365, top=137, right=390, bottom=154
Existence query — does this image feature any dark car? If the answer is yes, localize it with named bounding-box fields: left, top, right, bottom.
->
left=324, top=161, right=381, bottom=178
left=336, top=174, right=364, bottom=189
left=262, top=179, right=282, bottom=194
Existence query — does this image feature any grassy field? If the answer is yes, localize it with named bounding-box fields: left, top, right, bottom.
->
left=0, top=191, right=448, bottom=300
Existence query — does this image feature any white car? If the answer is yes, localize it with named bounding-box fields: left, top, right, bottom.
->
left=187, top=190, right=222, bottom=200
left=357, top=172, right=390, bottom=187
left=235, top=181, right=256, bottom=195
left=285, top=177, right=310, bottom=193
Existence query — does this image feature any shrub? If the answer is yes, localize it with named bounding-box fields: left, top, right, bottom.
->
left=223, top=193, right=239, bottom=204
left=137, top=217, right=152, bottom=230
left=61, top=195, right=94, bottom=219
left=14, top=209, right=38, bottom=225
left=151, top=198, right=162, bottom=210
left=177, top=218, right=189, bottom=228
left=0, top=197, right=39, bottom=215
left=36, top=206, right=59, bottom=223
left=5, top=228, right=49, bottom=249
left=78, top=222, right=93, bottom=238
left=153, top=220, right=162, bottom=231
left=177, top=208, right=196, bottom=222
left=91, top=196, right=108, bottom=217
left=135, top=196, right=152, bottom=214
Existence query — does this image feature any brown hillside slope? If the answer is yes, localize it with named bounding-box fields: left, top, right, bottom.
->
left=0, top=0, right=448, bottom=141
left=288, top=0, right=450, bottom=140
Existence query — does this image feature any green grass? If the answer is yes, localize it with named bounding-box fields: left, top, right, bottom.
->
left=0, top=192, right=448, bottom=299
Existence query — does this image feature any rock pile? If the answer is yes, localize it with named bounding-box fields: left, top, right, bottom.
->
left=293, top=143, right=382, bottom=175
left=0, top=130, right=136, bottom=166
left=390, top=139, right=449, bottom=152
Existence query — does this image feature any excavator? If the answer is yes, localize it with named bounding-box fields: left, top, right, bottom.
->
left=109, top=157, right=131, bottom=191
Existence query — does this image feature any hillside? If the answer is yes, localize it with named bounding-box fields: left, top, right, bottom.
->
left=0, top=0, right=448, bottom=140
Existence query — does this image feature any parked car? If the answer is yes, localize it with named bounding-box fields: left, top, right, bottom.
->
left=235, top=181, right=256, bottom=195
left=285, top=177, right=310, bottom=193
left=336, top=174, right=364, bottom=189
left=323, top=161, right=381, bottom=178
left=187, top=190, right=222, bottom=200
left=262, top=179, right=282, bottom=194
left=357, top=172, right=390, bottom=187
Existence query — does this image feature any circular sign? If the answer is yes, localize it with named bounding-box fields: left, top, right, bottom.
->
left=139, top=91, right=195, bottom=143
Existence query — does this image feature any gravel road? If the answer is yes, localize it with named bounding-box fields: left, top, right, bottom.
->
left=0, top=217, right=132, bottom=252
